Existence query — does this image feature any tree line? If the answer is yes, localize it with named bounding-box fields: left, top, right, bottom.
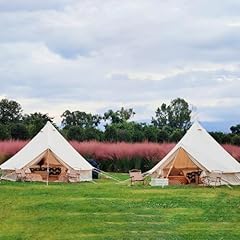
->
left=0, top=98, right=240, bottom=145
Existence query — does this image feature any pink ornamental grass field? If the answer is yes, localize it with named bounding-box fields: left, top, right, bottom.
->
left=0, top=140, right=28, bottom=156
left=223, top=144, right=240, bottom=161
left=70, top=141, right=175, bottom=162
left=0, top=140, right=240, bottom=170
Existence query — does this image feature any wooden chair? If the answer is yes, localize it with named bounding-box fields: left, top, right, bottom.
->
left=15, top=169, right=25, bottom=181
left=201, top=170, right=222, bottom=187
left=129, top=169, right=145, bottom=186
left=15, top=169, right=32, bottom=182
left=67, top=169, right=80, bottom=183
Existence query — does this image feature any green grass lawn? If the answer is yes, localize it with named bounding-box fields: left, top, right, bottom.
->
left=0, top=174, right=240, bottom=240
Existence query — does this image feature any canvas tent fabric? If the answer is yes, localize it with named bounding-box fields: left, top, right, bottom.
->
left=0, top=121, right=93, bottom=182
left=147, top=121, right=240, bottom=185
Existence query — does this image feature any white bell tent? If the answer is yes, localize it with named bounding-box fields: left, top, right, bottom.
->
left=0, top=121, right=94, bottom=182
left=147, top=121, right=240, bottom=185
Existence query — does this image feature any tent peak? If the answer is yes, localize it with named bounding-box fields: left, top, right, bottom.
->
left=45, top=121, right=54, bottom=127
left=187, top=121, right=206, bottom=133
left=192, top=120, right=203, bottom=128
left=42, top=121, right=57, bottom=132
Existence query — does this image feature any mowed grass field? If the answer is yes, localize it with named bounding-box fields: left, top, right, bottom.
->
left=1, top=174, right=240, bottom=240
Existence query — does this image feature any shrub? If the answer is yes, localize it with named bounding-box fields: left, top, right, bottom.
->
left=0, top=124, right=11, bottom=140
left=231, top=135, right=240, bottom=146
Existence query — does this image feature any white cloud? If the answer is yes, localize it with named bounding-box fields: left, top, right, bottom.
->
left=0, top=0, right=240, bottom=128
left=107, top=63, right=240, bottom=82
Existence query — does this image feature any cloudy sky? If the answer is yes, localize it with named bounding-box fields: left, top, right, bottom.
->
left=1, top=0, right=240, bottom=130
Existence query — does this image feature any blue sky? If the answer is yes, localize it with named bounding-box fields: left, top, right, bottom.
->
left=0, top=0, right=240, bottom=131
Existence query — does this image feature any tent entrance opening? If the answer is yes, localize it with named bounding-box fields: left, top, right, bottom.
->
left=162, top=148, right=202, bottom=185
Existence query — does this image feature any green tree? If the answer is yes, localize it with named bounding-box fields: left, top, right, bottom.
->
left=231, top=135, right=240, bottom=146
left=104, top=124, right=118, bottom=141
left=221, top=134, right=232, bottom=144
left=230, top=124, right=240, bottom=134
left=131, top=122, right=145, bottom=142
left=104, top=122, right=145, bottom=142
left=23, top=112, right=53, bottom=138
left=61, top=110, right=102, bottom=129
left=116, top=128, right=132, bottom=142
left=66, top=126, right=85, bottom=141
left=169, top=129, right=184, bottom=142
left=152, top=98, right=192, bottom=131
left=143, top=125, right=158, bottom=142
left=103, top=107, right=135, bottom=124
left=104, top=123, right=133, bottom=142
left=210, top=132, right=226, bottom=144
left=10, top=123, right=29, bottom=140
left=151, top=103, right=168, bottom=128
left=157, top=129, right=169, bottom=143
left=118, top=107, right=135, bottom=122
left=84, top=128, right=103, bottom=141
left=0, top=98, right=23, bottom=124
left=0, top=123, right=11, bottom=140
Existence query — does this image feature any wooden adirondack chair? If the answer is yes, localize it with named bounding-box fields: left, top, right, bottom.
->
left=129, top=169, right=145, bottom=186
